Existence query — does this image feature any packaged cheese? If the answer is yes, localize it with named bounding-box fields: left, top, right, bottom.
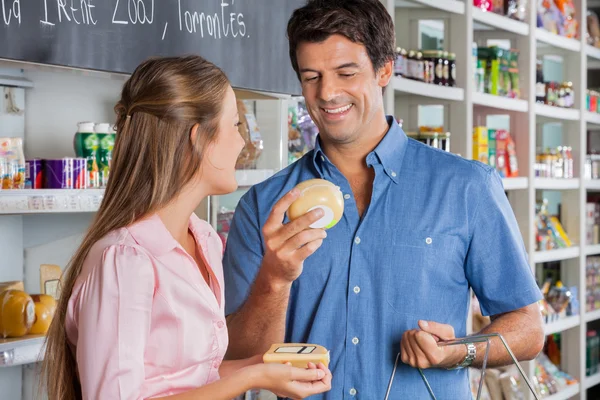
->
left=263, top=343, right=330, bottom=369
left=0, top=290, right=35, bottom=338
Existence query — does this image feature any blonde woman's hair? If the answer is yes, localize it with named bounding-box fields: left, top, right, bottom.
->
left=41, top=55, right=230, bottom=400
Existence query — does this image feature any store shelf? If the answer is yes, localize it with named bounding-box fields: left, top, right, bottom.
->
left=535, top=28, right=582, bottom=52
left=0, top=74, right=33, bottom=88
left=472, top=8, right=529, bottom=36
left=535, top=104, right=581, bottom=121
left=472, top=92, right=528, bottom=112
left=0, top=189, right=104, bottom=214
left=235, top=169, right=274, bottom=187
left=534, top=247, right=580, bottom=263
left=544, top=384, right=580, bottom=400
left=395, top=0, right=464, bottom=14
left=534, top=178, right=580, bottom=190
left=586, top=244, right=600, bottom=256
left=585, top=180, right=600, bottom=191
left=502, top=177, right=528, bottom=190
left=585, top=372, right=600, bottom=389
left=585, top=309, right=600, bottom=323
left=544, top=316, right=581, bottom=335
left=0, top=335, right=45, bottom=367
left=394, top=77, right=464, bottom=101
left=586, top=111, right=600, bottom=128
left=587, top=44, right=600, bottom=61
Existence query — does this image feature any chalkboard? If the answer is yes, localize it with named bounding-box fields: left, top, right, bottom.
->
left=0, top=0, right=304, bottom=95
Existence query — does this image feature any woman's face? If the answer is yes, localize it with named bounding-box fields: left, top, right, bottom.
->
left=201, top=85, right=246, bottom=196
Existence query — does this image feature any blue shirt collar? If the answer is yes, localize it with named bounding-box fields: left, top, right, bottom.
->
left=312, top=116, right=407, bottom=184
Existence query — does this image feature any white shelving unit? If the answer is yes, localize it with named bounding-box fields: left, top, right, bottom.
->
left=585, top=372, right=600, bottom=389
left=545, top=315, right=582, bottom=335
left=393, top=76, right=465, bottom=101
left=534, top=178, right=581, bottom=190
left=385, top=0, right=597, bottom=398
left=544, top=385, right=581, bottom=400
left=503, top=177, right=529, bottom=190
left=534, top=247, right=581, bottom=263
left=585, top=309, right=600, bottom=323
left=472, top=92, right=529, bottom=112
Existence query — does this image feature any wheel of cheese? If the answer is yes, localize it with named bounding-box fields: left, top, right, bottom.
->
left=288, top=179, right=344, bottom=229
left=0, top=290, right=35, bottom=338
left=30, top=294, right=57, bottom=317
left=29, top=302, right=53, bottom=335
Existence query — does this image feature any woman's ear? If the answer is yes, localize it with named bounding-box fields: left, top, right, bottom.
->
left=190, top=123, right=200, bottom=144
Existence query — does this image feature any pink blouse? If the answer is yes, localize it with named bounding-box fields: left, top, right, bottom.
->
left=65, top=214, right=229, bottom=399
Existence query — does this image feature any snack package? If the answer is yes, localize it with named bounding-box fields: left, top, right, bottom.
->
left=555, top=0, right=579, bottom=39
left=537, top=0, right=562, bottom=34
left=235, top=100, right=263, bottom=169
left=506, top=0, right=527, bottom=21
left=588, top=10, right=600, bottom=47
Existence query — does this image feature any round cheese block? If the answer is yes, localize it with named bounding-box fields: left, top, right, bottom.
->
left=29, top=302, right=53, bottom=335
left=288, top=179, right=344, bottom=229
left=0, top=290, right=35, bottom=338
left=30, top=294, right=57, bottom=317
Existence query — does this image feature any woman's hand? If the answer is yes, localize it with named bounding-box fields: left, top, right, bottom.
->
left=247, top=362, right=332, bottom=399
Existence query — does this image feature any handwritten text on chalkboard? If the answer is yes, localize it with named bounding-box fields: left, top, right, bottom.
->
left=3, top=0, right=247, bottom=41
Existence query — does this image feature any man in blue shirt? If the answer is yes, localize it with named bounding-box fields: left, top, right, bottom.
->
left=224, top=0, right=545, bottom=398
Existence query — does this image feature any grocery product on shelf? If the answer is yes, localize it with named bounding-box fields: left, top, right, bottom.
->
left=533, top=352, right=578, bottom=396
left=587, top=330, right=600, bottom=376
left=534, top=146, right=574, bottom=179
left=475, top=46, right=521, bottom=99
left=586, top=256, right=600, bottom=312
left=539, top=276, right=578, bottom=323
left=406, top=126, right=451, bottom=152
left=235, top=100, right=263, bottom=170
left=535, top=62, right=576, bottom=108
left=73, top=122, right=100, bottom=188
left=394, top=48, right=457, bottom=87
left=95, top=123, right=115, bottom=187
left=216, top=208, right=235, bottom=248
left=587, top=89, right=600, bottom=113
left=588, top=10, right=600, bottom=48
left=472, top=127, right=519, bottom=177
left=535, top=198, right=573, bottom=251
left=473, top=0, right=528, bottom=21
left=288, top=100, right=319, bottom=165
left=537, top=0, right=579, bottom=39
left=0, top=137, right=26, bottom=190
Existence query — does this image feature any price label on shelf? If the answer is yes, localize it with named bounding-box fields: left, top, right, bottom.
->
left=28, top=196, right=44, bottom=211
left=43, top=196, right=59, bottom=211
left=91, top=195, right=102, bottom=210
left=67, top=196, right=81, bottom=211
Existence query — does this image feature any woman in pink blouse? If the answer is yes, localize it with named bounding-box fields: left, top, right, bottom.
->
left=41, top=56, right=332, bottom=400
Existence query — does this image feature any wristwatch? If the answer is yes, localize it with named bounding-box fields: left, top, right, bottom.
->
left=448, top=343, right=476, bottom=370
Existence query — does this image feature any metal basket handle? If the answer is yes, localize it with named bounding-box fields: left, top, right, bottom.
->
left=384, top=333, right=541, bottom=400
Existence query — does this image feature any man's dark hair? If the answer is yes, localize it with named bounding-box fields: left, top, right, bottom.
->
left=287, top=0, right=396, bottom=79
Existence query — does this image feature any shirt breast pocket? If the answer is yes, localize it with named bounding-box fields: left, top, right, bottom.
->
left=384, top=232, right=465, bottom=315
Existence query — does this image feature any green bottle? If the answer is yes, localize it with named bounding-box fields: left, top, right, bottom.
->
left=73, top=122, right=99, bottom=188
left=94, top=123, right=116, bottom=188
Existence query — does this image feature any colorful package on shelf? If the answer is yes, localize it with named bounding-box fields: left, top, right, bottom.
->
left=216, top=208, right=235, bottom=249
left=473, top=127, right=489, bottom=165
left=586, top=256, right=600, bottom=312
left=498, top=365, right=528, bottom=400
left=587, top=330, right=600, bottom=376
left=506, top=0, right=528, bottom=22
left=235, top=100, right=263, bottom=170
left=535, top=199, right=573, bottom=251
left=474, top=0, right=493, bottom=12
left=554, top=0, right=578, bottom=39
left=288, top=101, right=319, bottom=165
left=588, top=10, right=600, bottom=48
left=0, top=137, right=26, bottom=190
left=537, top=0, right=563, bottom=34
left=533, top=352, right=578, bottom=397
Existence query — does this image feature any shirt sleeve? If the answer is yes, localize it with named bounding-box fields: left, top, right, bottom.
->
left=465, top=169, right=543, bottom=317
left=76, top=245, right=155, bottom=400
left=223, top=191, right=264, bottom=316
